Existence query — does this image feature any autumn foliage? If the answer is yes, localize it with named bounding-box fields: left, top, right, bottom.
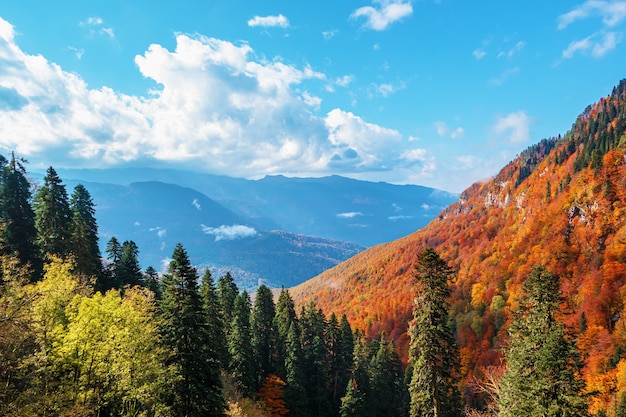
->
left=291, top=79, right=626, bottom=413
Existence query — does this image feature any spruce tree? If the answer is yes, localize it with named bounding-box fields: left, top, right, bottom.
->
left=284, top=320, right=310, bottom=417
left=34, top=167, right=72, bottom=259
left=369, top=336, right=405, bottom=417
left=143, top=266, right=161, bottom=298
left=199, top=268, right=225, bottom=370
left=498, top=266, right=588, bottom=417
left=117, top=240, right=142, bottom=288
left=300, top=303, right=331, bottom=417
left=100, top=236, right=122, bottom=292
left=0, top=153, right=41, bottom=279
left=340, top=334, right=371, bottom=417
left=216, top=271, right=238, bottom=367
left=408, top=247, right=461, bottom=417
left=160, top=243, right=225, bottom=416
left=274, top=287, right=299, bottom=380
left=227, top=290, right=256, bottom=397
left=69, top=184, right=102, bottom=280
left=251, top=284, right=277, bottom=391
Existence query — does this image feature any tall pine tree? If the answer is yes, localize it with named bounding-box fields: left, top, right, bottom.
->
left=408, top=247, right=461, bottom=417
left=34, top=167, right=71, bottom=259
left=69, top=184, right=102, bottom=280
left=498, top=266, right=588, bottom=417
left=227, top=290, right=256, bottom=397
left=0, top=153, right=41, bottom=279
left=160, top=243, right=225, bottom=416
left=251, top=284, right=277, bottom=391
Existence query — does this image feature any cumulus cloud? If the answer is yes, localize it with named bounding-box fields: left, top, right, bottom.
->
left=336, top=212, right=363, bottom=218
left=248, top=14, right=290, bottom=28
left=492, top=111, right=532, bottom=144
left=201, top=224, right=257, bottom=241
left=558, top=0, right=626, bottom=29
left=350, top=0, right=413, bottom=31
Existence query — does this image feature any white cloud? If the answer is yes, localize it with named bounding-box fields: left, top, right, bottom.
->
left=192, top=198, right=201, bottom=210
left=350, top=0, right=413, bottom=31
left=558, top=0, right=626, bottom=29
left=488, top=67, right=520, bottom=86
left=325, top=108, right=402, bottom=169
left=335, top=75, right=355, bottom=87
left=399, top=148, right=436, bottom=177
left=322, top=29, right=339, bottom=40
left=201, top=224, right=257, bottom=241
left=562, top=31, right=621, bottom=58
left=337, top=212, right=363, bottom=218
left=434, top=121, right=464, bottom=139
left=473, top=48, right=487, bottom=60
left=80, top=17, right=104, bottom=26
left=388, top=215, right=413, bottom=220
left=0, top=17, right=436, bottom=187
left=497, top=41, right=525, bottom=58
left=149, top=226, right=167, bottom=238
left=492, top=111, right=532, bottom=144
left=248, top=14, right=290, bottom=28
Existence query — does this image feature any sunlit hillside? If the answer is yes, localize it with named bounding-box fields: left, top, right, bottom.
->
left=292, top=79, right=626, bottom=411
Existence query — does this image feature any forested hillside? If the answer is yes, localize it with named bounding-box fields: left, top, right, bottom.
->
left=292, top=79, right=626, bottom=414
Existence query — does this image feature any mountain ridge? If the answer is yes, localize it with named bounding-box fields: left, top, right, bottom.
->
left=291, top=79, right=626, bottom=411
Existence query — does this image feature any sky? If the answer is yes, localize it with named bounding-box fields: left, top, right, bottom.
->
left=0, top=1, right=625, bottom=193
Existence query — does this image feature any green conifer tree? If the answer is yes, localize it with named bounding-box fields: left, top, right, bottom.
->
left=408, top=247, right=461, bottom=417
left=227, top=290, right=256, bottom=397
left=160, top=243, right=226, bottom=416
left=498, top=266, right=588, bottom=417
left=340, top=335, right=371, bottom=417
left=251, top=284, right=277, bottom=391
left=274, top=287, right=299, bottom=380
left=117, top=240, right=142, bottom=288
left=34, top=167, right=72, bottom=259
left=284, top=320, right=310, bottom=417
left=0, top=153, right=41, bottom=279
left=69, top=184, right=102, bottom=280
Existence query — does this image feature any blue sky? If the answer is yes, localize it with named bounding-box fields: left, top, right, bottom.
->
left=0, top=1, right=625, bottom=192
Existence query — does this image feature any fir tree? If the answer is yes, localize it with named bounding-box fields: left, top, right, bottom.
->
left=216, top=271, right=238, bottom=367
left=69, top=184, right=102, bottom=280
left=274, top=287, right=299, bottom=380
left=498, top=266, right=588, bottom=417
left=300, top=302, right=331, bottom=417
left=340, top=335, right=371, bottom=417
left=117, top=240, right=142, bottom=288
left=408, top=247, right=461, bottom=417
left=327, top=312, right=354, bottom=415
left=251, top=284, right=277, bottom=391
left=160, top=243, right=226, bottom=416
left=100, top=236, right=121, bottom=292
left=0, top=153, right=41, bottom=279
left=34, top=167, right=71, bottom=259
left=143, top=265, right=161, bottom=298
left=284, top=320, right=310, bottom=417
left=199, top=268, right=225, bottom=374
left=227, top=291, right=256, bottom=397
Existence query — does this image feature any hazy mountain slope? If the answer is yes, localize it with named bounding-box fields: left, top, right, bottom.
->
left=60, top=179, right=363, bottom=289
left=291, top=80, right=626, bottom=410
left=56, top=169, right=458, bottom=247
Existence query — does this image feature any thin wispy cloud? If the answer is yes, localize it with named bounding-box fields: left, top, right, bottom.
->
left=336, top=212, right=363, bottom=218
left=473, top=48, right=487, bottom=60
left=434, top=121, right=464, bottom=139
left=350, top=0, right=413, bottom=31
left=79, top=16, right=115, bottom=39
left=322, top=29, right=339, bottom=40
left=248, top=14, right=290, bottom=28
left=561, top=31, right=621, bottom=58
left=497, top=41, right=525, bottom=59
left=558, top=1, right=625, bottom=59
left=558, top=0, right=626, bottom=29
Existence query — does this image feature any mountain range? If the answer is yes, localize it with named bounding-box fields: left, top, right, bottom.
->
left=291, top=79, right=626, bottom=411
left=34, top=170, right=457, bottom=289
